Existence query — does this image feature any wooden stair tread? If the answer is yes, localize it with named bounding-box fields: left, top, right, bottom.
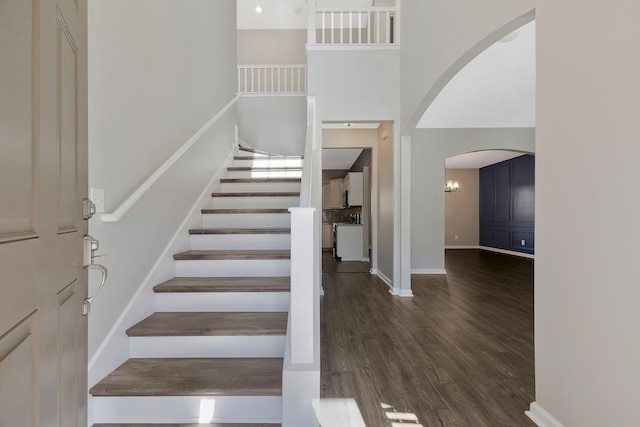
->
left=188, top=228, right=290, bottom=235
left=89, top=358, right=283, bottom=397
left=93, top=423, right=280, bottom=426
left=201, top=208, right=289, bottom=214
left=211, top=192, right=300, bottom=197
left=173, top=250, right=290, bottom=261
left=220, top=178, right=301, bottom=183
left=126, top=312, right=287, bottom=337
left=153, top=277, right=290, bottom=293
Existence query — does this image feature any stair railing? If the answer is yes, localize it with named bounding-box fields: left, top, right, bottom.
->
left=100, top=94, right=241, bottom=222
left=238, top=65, right=307, bottom=94
left=308, top=0, right=401, bottom=45
left=283, top=96, right=320, bottom=426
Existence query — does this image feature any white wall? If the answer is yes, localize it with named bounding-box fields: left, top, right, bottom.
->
left=444, top=169, right=479, bottom=247
left=87, top=0, right=237, bottom=361
left=400, top=0, right=535, bottom=131
left=237, top=29, right=307, bottom=64
left=308, top=50, right=400, bottom=121
left=376, top=123, right=394, bottom=283
left=308, top=49, right=400, bottom=284
left=237, top=96, right=307, bottom=155
left=410, top=128, right=534, bottom=272
left=532, top=2, right=640, bottom=426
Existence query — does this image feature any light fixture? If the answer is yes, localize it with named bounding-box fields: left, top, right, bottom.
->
left=445, top=181, right=459, bottom=192
left=255, top=5, right=263, bottom=13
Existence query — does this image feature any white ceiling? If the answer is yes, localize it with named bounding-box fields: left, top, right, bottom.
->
left=445, top=150, right=526, bottom=169
left=323, top=148, right=363, bottom=170
left=417, top=21, right=536, bottom=128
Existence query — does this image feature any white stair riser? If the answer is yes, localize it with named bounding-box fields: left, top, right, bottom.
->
left=202, top=213, right=290, bottom=229
left=129, top=336, right=285, bottom=358
left=218, top=182, right=301, bottom=192
left=226, top=170, right=303, bottom=179
left=92, top=395, right=282, bottom=424
left=155, top=292, right=290, bottom=312
left=212, top=196, right=299, bottom=209
left=232, top=159, right=303, bottom=168
left=175, top=259, right=290, bottom=277
left=190, top=234, right=290, bottom=250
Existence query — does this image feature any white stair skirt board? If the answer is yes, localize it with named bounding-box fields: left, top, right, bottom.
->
left=211, top=196, right=300, bottom=209
left=155, top=292, right=290, bottom=313
left=129, top=336, right=286, bottom=358
left=92, top=395, right=282, bottom=424
left=190, top=234, right=290, bottom=250
left=525, top=402, right=567, bottom=427
left=202, top=213, right=291, bottom=229
left=218, top=182, right=301, bottom=192
left=174, top=259, right=291, bottom=277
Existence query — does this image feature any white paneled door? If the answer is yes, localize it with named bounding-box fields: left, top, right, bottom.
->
left=0, top=0, right=88, bottom=425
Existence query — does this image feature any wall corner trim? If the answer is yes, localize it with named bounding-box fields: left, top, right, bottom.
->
left=411, top=269, right=447, bottom=275
left=525, top=402, right=566, bottom=427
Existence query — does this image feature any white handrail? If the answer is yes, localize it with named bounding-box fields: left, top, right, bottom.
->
left=100, top=94, right=241, bottom=222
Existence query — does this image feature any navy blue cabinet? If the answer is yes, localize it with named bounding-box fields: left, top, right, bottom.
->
left=479, top=155, right=535, bottom=254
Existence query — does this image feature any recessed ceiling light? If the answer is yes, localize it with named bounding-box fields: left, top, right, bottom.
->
left=255, top=5, right=263, bottom=13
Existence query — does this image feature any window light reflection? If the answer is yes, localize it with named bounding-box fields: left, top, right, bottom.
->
left=199, top=398, right=216, bottom=423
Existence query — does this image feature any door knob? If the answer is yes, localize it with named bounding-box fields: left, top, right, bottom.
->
left=83, top=235, right=108, bottom=316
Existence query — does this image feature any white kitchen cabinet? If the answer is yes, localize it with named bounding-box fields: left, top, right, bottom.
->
left=336, top=224, right=364, bottom=261
left=322, top=224, right=333, bottom=249
left=322, top=184, right=331, bottom=209
left=329, top=178, right=343, bottom=208
left=343, top=172, right=363, bottom=206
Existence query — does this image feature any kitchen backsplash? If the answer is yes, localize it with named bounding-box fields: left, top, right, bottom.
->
left=322, top=207, right=362, bottom=224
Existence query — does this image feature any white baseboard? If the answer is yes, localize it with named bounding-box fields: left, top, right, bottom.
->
left=526, top=402, right=566, bottom=427
left=411, top=269, right=447, bottom=275
left=478, top=245, right=535, bottom=259
left=445, top=245, right=479, bottom=249
left=88, top=147, right=235, bottom=387
left=399, top=289, right=413, bottom=297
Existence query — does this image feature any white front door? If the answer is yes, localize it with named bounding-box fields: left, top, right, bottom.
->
left=0, top=0, right=88, bottom=424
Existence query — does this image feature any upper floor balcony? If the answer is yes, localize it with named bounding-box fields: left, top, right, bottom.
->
left=308, top=0, right=400, bottom=47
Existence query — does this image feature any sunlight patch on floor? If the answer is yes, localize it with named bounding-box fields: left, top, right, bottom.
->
left=313, top=398, right=366, bottom=427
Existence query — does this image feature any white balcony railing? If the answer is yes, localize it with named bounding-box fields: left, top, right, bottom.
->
left=237, top=65, right=307, bottom=94
left=309, top=1, right=401, bottom=45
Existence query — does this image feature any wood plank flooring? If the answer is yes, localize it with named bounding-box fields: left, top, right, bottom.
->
left=321, top=249, right=535, bottom=426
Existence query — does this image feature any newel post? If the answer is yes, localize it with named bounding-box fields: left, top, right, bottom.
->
left=288, top=207, right=316, bottom=364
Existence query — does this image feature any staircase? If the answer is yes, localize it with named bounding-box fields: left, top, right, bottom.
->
left=90, top=146, right=303, bottom=426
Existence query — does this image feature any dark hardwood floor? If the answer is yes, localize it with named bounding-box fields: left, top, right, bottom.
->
left=321, top=249, right=536, bottom=426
